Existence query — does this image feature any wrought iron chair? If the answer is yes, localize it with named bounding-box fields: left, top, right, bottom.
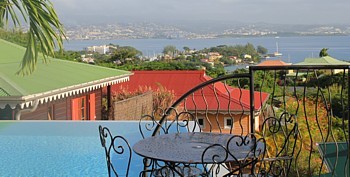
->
left=201, top=134, right=267, bottom=177
left=200, top=115, right=299, bottom=177
left=138, top=65, right=349, bottom=176
left=99, top=125, right=132, bottom=177
left=253, top=114, right=300, bottom=177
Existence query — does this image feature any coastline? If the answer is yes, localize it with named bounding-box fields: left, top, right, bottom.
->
left=63, top=35, right=350, bottom=64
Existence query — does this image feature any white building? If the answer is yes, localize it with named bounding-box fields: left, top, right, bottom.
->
left=85, top=45, right=110, bottom=54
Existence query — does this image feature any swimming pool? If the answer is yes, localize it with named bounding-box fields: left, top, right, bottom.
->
left=0, top=121, right=147, bottom=177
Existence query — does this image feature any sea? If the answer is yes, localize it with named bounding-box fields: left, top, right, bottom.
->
left=63, top=35, right=350, bottom=67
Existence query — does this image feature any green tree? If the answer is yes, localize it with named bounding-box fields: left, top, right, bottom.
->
left=319, top=48, right=329, bottom=57
left=183, top=46, right=190, bottom=53
left=257, top=45, right=268, bottom=54
left=176, top=54, right=186, bottom=60
left=163, top=45, right=177, bottom=57
left=0, top=28, right=28, bottom=46
left=0, top=0, right=65, bottom=75
left=110, top=46, right=142, bottom=64
left=234, top=44, right=246, bottom=58
left=244, top=43, right=256, bottom=55
left=54, top=50, right=81, bottom=61
left=219, top=56, right=233, bottom=65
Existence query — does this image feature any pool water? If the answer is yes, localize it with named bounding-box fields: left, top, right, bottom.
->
left=0, top=121, right=146, bottom=177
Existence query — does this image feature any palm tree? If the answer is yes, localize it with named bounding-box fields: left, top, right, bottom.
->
left=319, top=48, right=329, bottom=57
left=0, top=0, right=65, bottom=75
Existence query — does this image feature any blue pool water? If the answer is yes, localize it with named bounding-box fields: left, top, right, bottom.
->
left=0, top=121, right=148, bottom=177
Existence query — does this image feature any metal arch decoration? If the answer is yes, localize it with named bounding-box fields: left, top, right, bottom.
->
left=200, top=133, right=267, bottom=177
left=137, top=65, right=349, bottom=177
left=99, top=125, right=132, bottom=177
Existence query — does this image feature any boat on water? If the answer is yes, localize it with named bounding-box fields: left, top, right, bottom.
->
left=267, top=41, right=283, bottom=57
left=273, top=41, right=283, bottom=56
left=273, top=51, right=283, bottom=56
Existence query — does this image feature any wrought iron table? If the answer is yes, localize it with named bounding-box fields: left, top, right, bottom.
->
left=133, top=132, right=264, bottom=176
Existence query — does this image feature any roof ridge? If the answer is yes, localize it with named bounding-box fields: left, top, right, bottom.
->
left=0, top=38, right=26, bottom=51
left=133, top=70, right=205, bottom=73
left=0, top=76, right=24, bottom=96
left=52, top=58, right=131, bottom=73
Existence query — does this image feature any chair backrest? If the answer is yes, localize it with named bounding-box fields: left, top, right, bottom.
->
left=199, top=119, right=299, bottom=177
left=255, top=114, right=299, bottom=177
left=201, top=133, right=267, bottom=177
left=99, top=125, right=132, bottom=177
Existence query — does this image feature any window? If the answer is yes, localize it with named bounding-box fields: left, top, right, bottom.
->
left=80, top=97, right=86, bottom=120
left=72, top=96, right=87, bottom=120
left=72, top=94, right=95, bottom=121
left=89, top=93, right=96, bottom=121
left=224, top=117, right=234, bottom=129
left=197, top=117, right=205, bottom=128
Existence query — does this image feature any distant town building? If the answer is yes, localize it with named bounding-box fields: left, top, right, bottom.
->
left=200, top=59, right=209, bottom=63
left=188, top=49, right=196, bottom=54
left=200, top=59, right=214, bottom=66
left=242, top=54, right=252, bottom=59
left=163, top=54, right=173, bottom=60
left=85, top=45, right=110, bottom=54
left=208, top=52, right=223, bottom=62
left=229, top=56, right=242, bottom=64
left=81, top=57, right=95, bottom=64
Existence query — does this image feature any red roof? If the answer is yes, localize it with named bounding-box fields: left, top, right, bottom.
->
left=257, top=60, right=291, bottom=66
left=112, top=70, right=269, bottom=111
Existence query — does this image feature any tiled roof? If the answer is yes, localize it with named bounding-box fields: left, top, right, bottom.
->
left=112, top=70, right=269, bottom=111
left=0, top=39, right=131, bottom=109
left=257, top=60, right=291, bottom=66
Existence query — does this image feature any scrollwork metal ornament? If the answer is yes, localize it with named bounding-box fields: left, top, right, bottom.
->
left=99, top=125, right=132, bottom=177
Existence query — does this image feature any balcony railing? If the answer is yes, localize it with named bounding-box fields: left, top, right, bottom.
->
left=104, top=65, right=349, bottom=177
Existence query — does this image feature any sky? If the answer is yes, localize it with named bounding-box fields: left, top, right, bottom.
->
left=51, top=0, right=350, bottom=26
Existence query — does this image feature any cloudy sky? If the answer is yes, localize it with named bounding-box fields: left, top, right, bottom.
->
left=51, top=0, right=350, bottom=26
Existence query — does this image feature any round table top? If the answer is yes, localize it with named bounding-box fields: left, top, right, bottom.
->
left=133, top=132, right=263, bottom=164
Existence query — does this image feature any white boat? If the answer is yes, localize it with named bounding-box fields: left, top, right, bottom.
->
left=273, top=52, right=283, bottom=56
left=273, top=42, right=283, bottom=56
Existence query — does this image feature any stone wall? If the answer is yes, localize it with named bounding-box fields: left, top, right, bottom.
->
left=113, top=92, right=153, bottom=120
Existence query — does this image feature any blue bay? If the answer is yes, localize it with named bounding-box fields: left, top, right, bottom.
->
left=64, top=36, right=350, bottom=64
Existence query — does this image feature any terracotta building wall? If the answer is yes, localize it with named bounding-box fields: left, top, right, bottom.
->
left=198, top=113, right=251, bottom=135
